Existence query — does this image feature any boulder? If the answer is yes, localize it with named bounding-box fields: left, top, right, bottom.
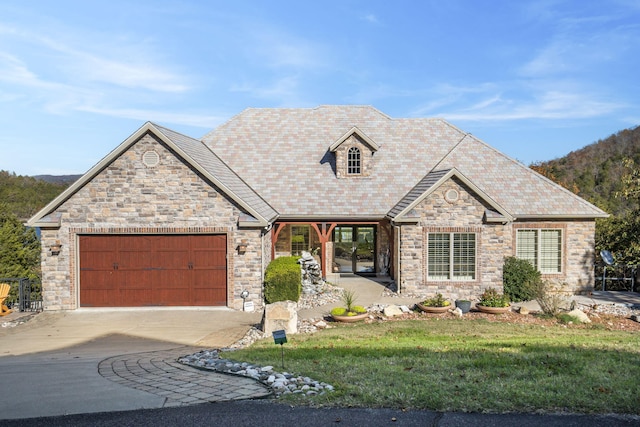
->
left=263, top=300, right=298, bottom=334
left=567, top=309, right=591, bottom=324
left=383, top=305, right=404, bottom=317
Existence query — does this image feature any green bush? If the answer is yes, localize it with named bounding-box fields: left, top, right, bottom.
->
left=502, top=256, right=542, bottom=302
left=478, top=287, right=510, bottom=307
left=264, top=256, right=301, bottom=304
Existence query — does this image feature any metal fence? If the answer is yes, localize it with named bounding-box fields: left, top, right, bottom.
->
left=594, top=264, right=637, bottom=292
left=0, top=277, right=43, bottom=312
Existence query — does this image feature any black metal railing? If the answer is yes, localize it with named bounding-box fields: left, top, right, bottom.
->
left=0, top=277, right=43, bottom=312
left=594, top=264, right=638, bottom=292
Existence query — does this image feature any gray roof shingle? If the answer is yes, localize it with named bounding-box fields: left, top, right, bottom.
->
left=202, top=106, right=607, bottom=220
left=152, top=124, right=278, bottom=223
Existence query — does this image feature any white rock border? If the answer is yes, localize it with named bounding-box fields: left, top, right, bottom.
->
left=179, top=349, right=334, bottom=397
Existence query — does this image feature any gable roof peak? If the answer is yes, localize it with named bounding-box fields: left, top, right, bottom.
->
left=329, top=126, right=380, bottom=152
left=27, top=122, right=278, bottom=228
left=388, top=167, right=513, bottom=223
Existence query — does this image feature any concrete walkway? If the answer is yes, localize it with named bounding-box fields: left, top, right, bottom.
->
left=299, top=274, right=418, bottom=319
left=0, top=308, right=267, bottom=420
left=1, top=278, right=639, bottom=421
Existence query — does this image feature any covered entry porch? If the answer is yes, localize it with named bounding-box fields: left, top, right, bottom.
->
left=270, top=220, right=394, bottom=279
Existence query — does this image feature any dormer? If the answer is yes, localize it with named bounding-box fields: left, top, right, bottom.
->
left=329, top=127, right=379, bottom=178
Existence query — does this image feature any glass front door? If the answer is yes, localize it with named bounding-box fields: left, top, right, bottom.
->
left=333, top=226, right=376, bottom=274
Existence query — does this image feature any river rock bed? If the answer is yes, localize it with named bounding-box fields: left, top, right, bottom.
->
left=179, top=349, right=334, bottom=397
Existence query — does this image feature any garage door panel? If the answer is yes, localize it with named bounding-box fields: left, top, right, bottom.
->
left=118, top=252, right=153, bottom=269
left=192, top=289, right=226, bottom=306
left=156, top=252, right=189, bottom=270
left=81, top=290, right=112, bottom=307
left=119, top=271, right=152, bottom=288
left=155, top=289, right=189, bottom=305
left=80, top=234, right=227, bottom=307
left=116, top=290, right=151, bottom=306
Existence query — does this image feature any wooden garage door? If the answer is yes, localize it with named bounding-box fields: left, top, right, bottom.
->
left=79, top=235, right=227, bottom=307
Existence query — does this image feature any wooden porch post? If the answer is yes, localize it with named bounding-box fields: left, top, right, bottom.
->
left=270, top=223, right=285, bottom=260
left=310, top=222, right=336, bottom=279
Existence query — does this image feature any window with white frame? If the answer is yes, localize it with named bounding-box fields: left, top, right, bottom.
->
left=347, top=147, right=361, bottom=175
left=516, top=229, right=562, bottom=274
left=428, top=233, right=476, bottom=280
left=291, top=225, right=310, bottom=256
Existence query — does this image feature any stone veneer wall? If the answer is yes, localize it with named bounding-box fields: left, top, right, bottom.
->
left=39, top=133, right=266, bottom=310
left=399, top=178, right=512, bottom=300
left=334, top=135, right=374, bottom=178
left=512, top=220, right=596, bottom=295
left=397, top=177, right=598, bottom=299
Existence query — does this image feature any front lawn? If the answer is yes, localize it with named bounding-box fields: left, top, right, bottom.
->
left=228, top=318, right=640, bottom=414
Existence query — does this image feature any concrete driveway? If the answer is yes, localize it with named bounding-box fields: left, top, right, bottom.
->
left=0, top=308, right=263, bottom=419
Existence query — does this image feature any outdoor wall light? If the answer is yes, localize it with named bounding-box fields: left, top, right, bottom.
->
left=49, top=241, right=62, bottom=256
left=237, top=239, right=248, bottom=254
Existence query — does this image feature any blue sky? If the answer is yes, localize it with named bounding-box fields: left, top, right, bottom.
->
left=1, top=0, right=639, bottom=175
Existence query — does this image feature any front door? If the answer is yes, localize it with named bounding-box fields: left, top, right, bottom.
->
left=333, top=226, right=376, bottom=274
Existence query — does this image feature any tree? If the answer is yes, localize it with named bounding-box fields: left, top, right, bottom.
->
left=0, top=203, right=41, bottom=281
left=596, top=158, right=640, bottom=264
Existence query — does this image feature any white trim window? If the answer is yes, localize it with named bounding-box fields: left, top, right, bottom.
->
left=516, top=229, right=562, bottom=274
left=428, top=233, right=476, bottom=280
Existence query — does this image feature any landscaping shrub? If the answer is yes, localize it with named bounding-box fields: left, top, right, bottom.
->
left=264, top=256, right=301, bottom=304
left=536, top=281, right=571, bottom=316
left=478, top=287, right=510, bottom=307
left=502, top=256, right=542, bottom=302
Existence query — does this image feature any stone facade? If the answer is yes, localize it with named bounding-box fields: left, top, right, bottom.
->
left=398, top=178, right=510, bottom=300
left=334, top=135, right=375, bottom=178
left=512, top=220, right=596, bottom=295
left=396, top=177, right=596, bottom=300
left=39, top=134, right=267, bottom=311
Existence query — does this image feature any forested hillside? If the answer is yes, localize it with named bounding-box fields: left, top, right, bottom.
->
left=0, top=171, right=74, bottom=221
left=531, top=126, right=640, bottom=216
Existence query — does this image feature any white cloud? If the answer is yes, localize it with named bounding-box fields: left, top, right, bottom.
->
left=436, top=87, right=622, bottom=122
left=0, top=22, right=191, bottom=91
left=77, top=105, right=225, bottom=128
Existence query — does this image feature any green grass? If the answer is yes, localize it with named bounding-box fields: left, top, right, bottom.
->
left=228, top=319, right=640, bottom=414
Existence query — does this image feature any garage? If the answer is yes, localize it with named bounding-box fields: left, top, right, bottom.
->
left=79, top=235, right=227, bottom=307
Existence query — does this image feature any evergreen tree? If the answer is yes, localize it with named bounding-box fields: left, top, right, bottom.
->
left=0, top=203, right=41, bottom=281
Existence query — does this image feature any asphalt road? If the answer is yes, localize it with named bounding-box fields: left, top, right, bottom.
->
left=3, top=400, right=639, bottom=427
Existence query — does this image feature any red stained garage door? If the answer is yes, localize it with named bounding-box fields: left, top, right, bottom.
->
left=79, top=235, right=227, bottom=307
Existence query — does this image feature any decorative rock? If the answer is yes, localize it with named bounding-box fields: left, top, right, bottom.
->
left=631, top=314, right=640, bottom=323
left=263, top=301, right=298, bottom=335
left=299, top=251, right=325, bottom=294
left=400, top=305, right=411, bottom=313
left=449, top=307, right=463, bottom=318
left=567, top=309, right=591, bottom=323
left=315, top=320, right=328, bottom=329
left=178, top=349, right=334, bottom=397
left=383, top=305, right=404, bottom=317
left=519, top=306, right=530, bottom=315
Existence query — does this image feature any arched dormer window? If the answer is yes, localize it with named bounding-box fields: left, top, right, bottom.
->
left=347, top=147, right=361, bottom=175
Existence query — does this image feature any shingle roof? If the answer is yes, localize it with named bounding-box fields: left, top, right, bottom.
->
left=434, top=133, right=607, bottom=218
left=152, top=124, right=278, bottom=224
left=28, top=122, right=278, bottom=228
left=202, top=106, right=607, bottom=220
left=387, top=168, right=513, bottom=222
left=387, top=169, right=452, bottom=219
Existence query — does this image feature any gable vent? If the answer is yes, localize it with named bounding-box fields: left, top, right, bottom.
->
left=445, top=189, right=459, bottom=203
left=142, top=150, right=160, bottom=167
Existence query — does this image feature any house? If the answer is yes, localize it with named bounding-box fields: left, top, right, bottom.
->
left=28, top=106, right=607, bottom=311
